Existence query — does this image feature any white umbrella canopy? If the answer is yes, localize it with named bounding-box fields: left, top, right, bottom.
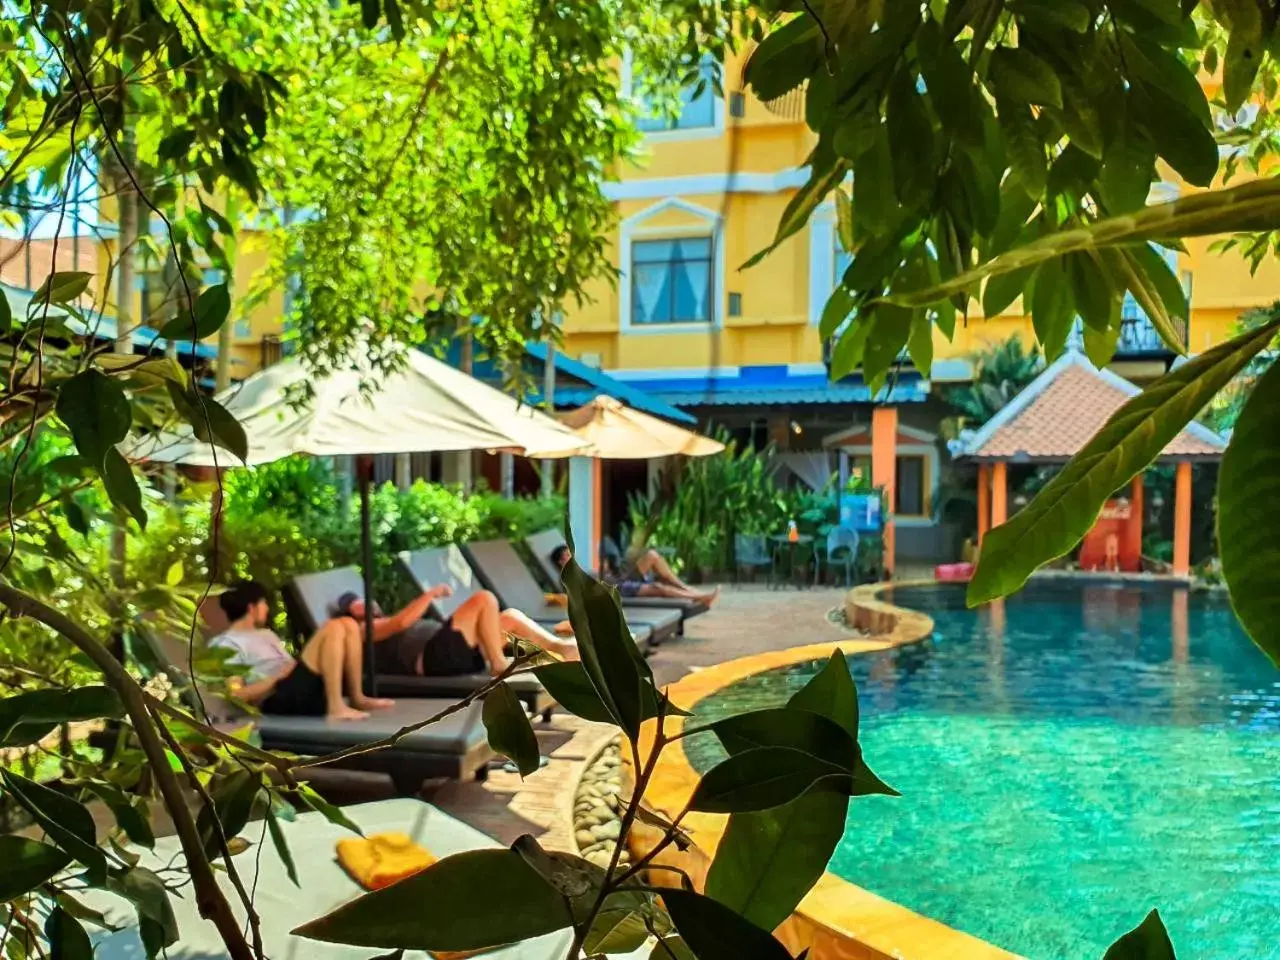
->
left=136, top=344, right=590, bottom=466
left=554, top=395, right=724, bottom=459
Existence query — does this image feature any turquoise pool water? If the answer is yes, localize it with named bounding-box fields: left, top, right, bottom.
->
left=684, top=580, right=1280, bottom=959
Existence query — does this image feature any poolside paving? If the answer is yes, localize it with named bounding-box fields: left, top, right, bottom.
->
left=312, top=584, right=863, bottom=848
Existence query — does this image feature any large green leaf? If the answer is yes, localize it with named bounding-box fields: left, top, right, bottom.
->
left=266, top=808, right=299, bottom=887
left=32, top=271, right=93, bottom=305
left=886, top=69, right=935, bottom=211
left=82, top=782, right=155, bottom=849
left=1218, top=359, right=1280, bottom=667
left=561, top=553, right=658, bottom=739
left=989, top=47, right=1062, bottom=107
left=293, top=849, right=573, bottom=951
left=968, top=318, right=1280, bottom=605
left=691, top=746, right=849, bottom=813
left=660, top=888, right=793, bottom=960
left=102, top=448, right=148, bottom=531
left=106, top=868, right=178, bottom=959
left=1, top=770, right=107, bottom=884
left=45, top=906, right=93, bottom=960
left=704, top=787, right=847, bottom=932
left=166, top=383, right=249, bottom=463
left=712, top=707, right=855, bottom=769
left=0, top=836, right=72, bottom=901
left=1115, top=245, right=1188, bottom=355
left=482, top=681, right=540, bottom=777
left=881, top=177, right=1280, bottom=309
left=157, top=282, right=232, bottom=342
left=56, top=370, right=131, bottom=470
left=0, top=686, right=123, bottom=747
left=196, top=768, right=261, bottom=856
left=1103, top=909, right=1176, bottom=959
left=743, top=151, right=847, bottom=269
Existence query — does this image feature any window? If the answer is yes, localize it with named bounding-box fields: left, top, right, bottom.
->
left=845, top=451, right=931, bottom=518
left=631, top=237, right=714, bottom=325
left=895, top=455, right=927, bottom=517
left=636, top=60, right=717, bottom=132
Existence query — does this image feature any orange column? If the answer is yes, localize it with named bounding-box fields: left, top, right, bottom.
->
left=991, top=462, right=1008, bottom=528
left=1124, top=473, right=1144, bottom=571
left=871, top=406, right=897, bottom=577
left=977, top=463, right=991, bottom=546
left=1173, top=460, right=1192, bottom=577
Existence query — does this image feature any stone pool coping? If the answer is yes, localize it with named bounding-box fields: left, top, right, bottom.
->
left=632, top=581, right=1022, bottom=960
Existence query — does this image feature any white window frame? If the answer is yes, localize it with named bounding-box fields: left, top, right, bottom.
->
left=620, top=197, right=725, bottom=335
left=620, top=51, right=725, bottom=144
left=808, top=201, right=838, bottom=326
left=826, top=423, right=941, bottom=528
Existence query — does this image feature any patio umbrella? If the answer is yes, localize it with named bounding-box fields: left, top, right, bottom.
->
left=555, top=395, right=724, bottom=459
left=136, top=344, right=590, bottom=692
left=549, top=396, right=723, bottom=571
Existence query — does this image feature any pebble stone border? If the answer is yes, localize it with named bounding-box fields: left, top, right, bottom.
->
left=571, top=738, right=631, bottom=869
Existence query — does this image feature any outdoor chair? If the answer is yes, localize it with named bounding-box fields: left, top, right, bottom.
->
left=526, top=528, right=709, bottom=625
left=460, top=538, right=678, bottom=647
left=283, top=564, right=555, bottom=720
left=734, top=533, right=773, bottom=583
left=821, top=525, right=861, bottom=588
left=91, top=798, right=625, bottom=960
left=132, top=619, right=494, bottom=792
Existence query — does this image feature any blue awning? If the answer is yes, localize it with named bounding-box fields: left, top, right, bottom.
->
left=522, top=344, right=696, bottom=424
left=611, top=364, right=930, bottom=408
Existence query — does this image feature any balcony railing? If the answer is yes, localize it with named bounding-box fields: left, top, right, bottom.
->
left=1068, top=294, right=1189, bottom=359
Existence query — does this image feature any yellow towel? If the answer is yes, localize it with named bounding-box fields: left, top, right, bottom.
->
left=337, top=832, right=436, bottom=891
left=544, top=592, right=568, bottom=607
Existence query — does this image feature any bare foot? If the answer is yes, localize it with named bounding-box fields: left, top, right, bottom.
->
left=553, top=620, right=573, bottom=637
left=352, top=697, right=395, bottom=711
left=556, top=642, right=581, bottom=662
left=328, top=706, right=369, bottom=722
left=490, top=656, right=513, bottom=679
left=705, top=586, right=722, bottom=607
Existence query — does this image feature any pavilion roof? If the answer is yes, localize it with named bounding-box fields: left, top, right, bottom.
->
left=957, top=350, right=1226, bottom=463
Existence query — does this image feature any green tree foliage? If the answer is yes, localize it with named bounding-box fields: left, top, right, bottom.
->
left=737, top=1, right=1280, bottom=661
left=246, top=0, right=734, bottom=378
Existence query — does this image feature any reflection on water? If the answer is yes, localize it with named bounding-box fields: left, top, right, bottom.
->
left=685, top=581, right=1280, bottom=959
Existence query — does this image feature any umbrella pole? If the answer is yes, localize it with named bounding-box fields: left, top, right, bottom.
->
left=358, top=455, right=377, bottom=698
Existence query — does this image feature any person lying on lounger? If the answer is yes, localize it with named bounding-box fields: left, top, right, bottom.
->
left=549, top=544, right=719, bottom=605
left=211, top=579, right=391, bottom=722
left=330, top=584, right=578, bottom=680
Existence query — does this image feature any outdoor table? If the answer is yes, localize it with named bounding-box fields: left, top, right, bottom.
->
left=769, top=533, right=814, bottom=590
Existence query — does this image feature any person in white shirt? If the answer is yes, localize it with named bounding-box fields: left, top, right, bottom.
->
left=211, top=580, right=392, bottom=722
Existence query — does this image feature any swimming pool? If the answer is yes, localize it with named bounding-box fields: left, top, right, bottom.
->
left=684, top=580, right=1280, bottom=959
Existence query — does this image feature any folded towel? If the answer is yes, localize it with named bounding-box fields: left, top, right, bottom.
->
left=337, top=832, right=436, bottom=891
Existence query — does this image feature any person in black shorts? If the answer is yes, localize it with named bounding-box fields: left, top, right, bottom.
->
left=550, top=544, right=719, bottom=605
left=211, top=580, right=392, bottom=721
left=331, top=584, right=577, bottom=678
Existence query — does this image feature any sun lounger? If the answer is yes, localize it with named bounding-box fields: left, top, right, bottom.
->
left=282, top=566, right=554, bottom=719
left=91, top=797, right=647, bottom=960
left=461, top=539, right=681, bottom=646
left=525, top=528, right=709, bottom=628
left=135, top=622, right=494, bottom=792
left=398, top=546, right=654, bottom=656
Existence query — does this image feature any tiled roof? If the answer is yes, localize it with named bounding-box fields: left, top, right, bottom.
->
left=961, top=351, right=1226, bottom=461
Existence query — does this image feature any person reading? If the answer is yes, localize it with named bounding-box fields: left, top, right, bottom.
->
left=330, top=583, right=578, bottom=679
left=211, top=580, right=391, bottom=722
left=549, top=543, right=719, bottom=605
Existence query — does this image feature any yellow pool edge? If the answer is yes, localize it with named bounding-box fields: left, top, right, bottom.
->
left=631, top=581, right=1023, bottom=960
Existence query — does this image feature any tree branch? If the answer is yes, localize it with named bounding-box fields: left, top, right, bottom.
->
left=0, top=584, right=255, bottom=960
